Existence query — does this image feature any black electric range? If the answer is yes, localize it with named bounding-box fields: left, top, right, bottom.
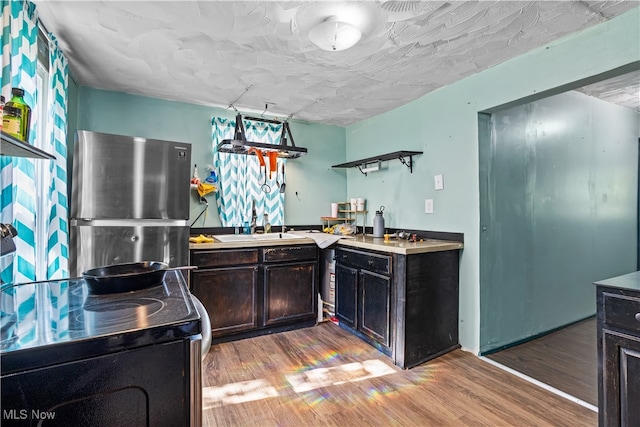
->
left=0, top=269, right=201, bottom=374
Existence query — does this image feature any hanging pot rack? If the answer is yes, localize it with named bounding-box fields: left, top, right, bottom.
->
left=216, top=113, right=308, bottom=159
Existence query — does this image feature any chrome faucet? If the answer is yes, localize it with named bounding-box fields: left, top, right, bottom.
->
left=250, top=200, right=257, bottom=234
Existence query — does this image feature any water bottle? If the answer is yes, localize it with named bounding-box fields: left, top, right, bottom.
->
left=373, top=206, right=385, bottom=238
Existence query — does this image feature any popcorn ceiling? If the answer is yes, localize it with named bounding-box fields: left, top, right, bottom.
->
left=35, top=1, right=638, bottom=126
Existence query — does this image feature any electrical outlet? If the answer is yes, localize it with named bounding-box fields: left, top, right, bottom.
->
left=425, top=199, right=434, bottom=214
left=435, top=174, right=444, bottom=190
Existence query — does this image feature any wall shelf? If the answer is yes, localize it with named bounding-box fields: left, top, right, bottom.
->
left=1, top=131, right=56, bottom=160
left=332, top=150, right=422, bottom=174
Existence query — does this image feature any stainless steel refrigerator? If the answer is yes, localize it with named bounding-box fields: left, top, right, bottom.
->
left=70, top=130, right=192, bottom=276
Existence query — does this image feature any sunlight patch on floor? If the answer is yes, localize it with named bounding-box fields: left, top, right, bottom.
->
left=203, top=359, right=397, bottom=408
left=286, top=359, right=396, bottom=393
left=203, top=379, right=278, bottom=408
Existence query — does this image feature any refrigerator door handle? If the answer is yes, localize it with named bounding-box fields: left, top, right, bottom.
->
left=71, top=219, right=188, bottom=227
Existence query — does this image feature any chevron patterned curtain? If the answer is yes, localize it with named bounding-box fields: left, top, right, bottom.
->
left=0, top=0, right=39, bottom=347
left=0, top=1, right=70, bottom=349
left=1, top=0, right=39, bottom=285
left=42, top=33, right=68, bottom=281
left=212, top=117, right=285, bottom=227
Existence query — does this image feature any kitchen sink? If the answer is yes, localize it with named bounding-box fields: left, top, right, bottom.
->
left=214, top=233, right=308, bottom=243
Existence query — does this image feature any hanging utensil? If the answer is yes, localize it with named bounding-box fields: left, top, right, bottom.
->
left=279, top=163, right=286, bottom=193
left=267, top=152, right=278, bottom=179
left=275, top=161, right=281, bottom=189
left=261, top=166, right=271, bottom=193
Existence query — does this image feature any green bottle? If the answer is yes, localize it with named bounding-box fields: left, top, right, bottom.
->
left=6, top=88, right=31, bottom=142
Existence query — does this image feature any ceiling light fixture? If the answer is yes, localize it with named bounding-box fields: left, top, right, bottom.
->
left=308, top=16, right=362, bottom=52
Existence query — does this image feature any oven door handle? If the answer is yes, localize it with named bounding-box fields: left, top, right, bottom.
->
left=190, top=294, right=211, bottom=359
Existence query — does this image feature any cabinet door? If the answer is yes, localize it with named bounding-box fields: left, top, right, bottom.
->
left=191, top=266, right=258, bottom=337
left=263, top=261, right=317, bottom=326
left=336, top=263, right=358, bottom=328
left=602, top=330, right=640, bottom=426
left=359, top=270, right=391, bottom=347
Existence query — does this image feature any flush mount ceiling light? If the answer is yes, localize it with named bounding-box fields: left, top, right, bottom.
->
left=308, top=16, right=362, bottom=51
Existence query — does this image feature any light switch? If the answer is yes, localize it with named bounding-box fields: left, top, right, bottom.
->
left=425, top=199, right=434, bottom=214
left=435, top=174, right=444, bottom=190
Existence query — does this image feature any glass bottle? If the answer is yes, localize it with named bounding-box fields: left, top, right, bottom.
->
left=6, top=88, right=31, bottom=142
left=2, top=106, right=23, bottom=140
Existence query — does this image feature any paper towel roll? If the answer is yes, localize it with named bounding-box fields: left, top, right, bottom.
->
left=331, top=203, right=339, bottom=218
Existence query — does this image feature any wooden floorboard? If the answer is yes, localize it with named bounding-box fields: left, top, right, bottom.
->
left=202, top=322, right=596, bottom=426
left=486, top=317, right=597, bottom=406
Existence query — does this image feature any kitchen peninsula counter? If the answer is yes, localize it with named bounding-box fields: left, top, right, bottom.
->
left=336, top=235, right=463, bottom=255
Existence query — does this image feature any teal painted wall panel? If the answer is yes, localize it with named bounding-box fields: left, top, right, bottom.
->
left=346, top=8, right=640, bottom=352
left=74, top=88, right=346, bottom=227
left=479, top=91, right=638, bottom=353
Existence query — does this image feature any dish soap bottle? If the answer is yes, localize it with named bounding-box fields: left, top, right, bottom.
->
left=373, top=206, right=385, bottom=238
left=263, top=213, right=271, bottom=233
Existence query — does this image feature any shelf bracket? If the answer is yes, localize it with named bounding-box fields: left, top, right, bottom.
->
left=398, top=155, right=413, bottom=173
left=356, top=164, right=367, bottom=176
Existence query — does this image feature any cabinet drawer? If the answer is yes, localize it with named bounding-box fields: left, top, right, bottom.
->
left=263, top=245, right=317, bottom=263
left=191, top=249, right=259, bottom=268
left=603, top=292, right=640, bottom=333
left=336, top=248, right=391, bottom=276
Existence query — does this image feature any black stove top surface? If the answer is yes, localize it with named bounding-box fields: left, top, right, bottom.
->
left=0, top=270, right=200, bottom=374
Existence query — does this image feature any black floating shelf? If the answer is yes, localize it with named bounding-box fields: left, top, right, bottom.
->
left=332, top=150, right=422, bottom=174
left=1, top=131, right=56, bottom=160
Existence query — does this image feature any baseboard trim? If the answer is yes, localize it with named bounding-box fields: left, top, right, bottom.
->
left=479, top=356, right=598, bottom=413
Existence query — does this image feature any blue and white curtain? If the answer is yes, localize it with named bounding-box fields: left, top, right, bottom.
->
left=1, top=0, right=39, bottom=285
left=0, top=0, right=69, bottom=347
left=42, top=33, right=68, bottom=280
left=212, top=117, right=285, bottom=227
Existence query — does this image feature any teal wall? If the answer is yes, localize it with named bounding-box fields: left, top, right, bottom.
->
left=345, top=9, right=640, bottom=353
left=72, top=88, right=347, bottom=227
left=479, top=92, right=638, bottom=353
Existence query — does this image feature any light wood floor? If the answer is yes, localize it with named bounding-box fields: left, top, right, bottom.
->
left=486, top=317, right=597, bottom=406
left=201, top=322, right=596, bottom=426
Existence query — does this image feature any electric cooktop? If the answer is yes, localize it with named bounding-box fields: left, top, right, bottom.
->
left=0, top=270, right=200, bottom=374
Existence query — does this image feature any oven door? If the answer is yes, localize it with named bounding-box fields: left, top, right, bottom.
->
left=191, top=294, right=211, bottom=358
left=189, top=294, right=210, bottom=427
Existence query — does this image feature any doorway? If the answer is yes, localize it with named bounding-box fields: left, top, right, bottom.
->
left=477, top=78, right=639, bottom=403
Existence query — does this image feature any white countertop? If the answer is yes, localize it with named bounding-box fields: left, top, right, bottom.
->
left=189, top=233, right=463, bottom=255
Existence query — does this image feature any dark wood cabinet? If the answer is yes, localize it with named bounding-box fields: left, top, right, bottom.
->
left=263, top=261, right=316, bottom=326
left=192, top=266, right=258, bottom=337
left=335, top=246, right=460, bottom=368
left=335, top=263, right=357, bottom=328
left=262, top=245, right=318, bottom=326
left=336, top=257, right=391, bottom=349
left=359, top=269, right=391, bottom=347
left=596, top=280, right=640, bottom=427
left=191, top=244, right=318, bottom=342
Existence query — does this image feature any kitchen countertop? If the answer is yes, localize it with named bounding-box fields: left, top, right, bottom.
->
left=594, top=271, right=640, bottom=292
left=337, top=234, right=463, bottom=255
left=189, top=236, right=315, bottom=250
left=190, top=233, right=463, bottom=255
